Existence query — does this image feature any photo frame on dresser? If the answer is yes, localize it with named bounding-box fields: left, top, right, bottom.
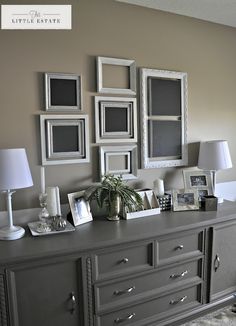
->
left=172, top=189, right=199, bottom=211
left=100, top=145, right=138, bottom=180
left=97, top=56, right=136, bottom=95
left=40, top=114, right=90, bottom=165
left=183, top=169, right=213, bottom=200
left=68, top=191, right=93, bottom=226
left=45, top=73, right=82, bottom=111
left=95, top=96, right=137, bottom=143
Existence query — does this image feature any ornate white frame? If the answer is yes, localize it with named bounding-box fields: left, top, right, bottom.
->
left=95, top=96, right=137, bottom=143
left=172, top=189, right=199, bottom=212
left=140, top=68, right=188, bottom=169
left=100, top=145, right=138, bottom=180
left=97, top=56, right=136, bottom=95
left=40, top=114, right=90, bottom=165
left=45, top=72, right=82, bottom=111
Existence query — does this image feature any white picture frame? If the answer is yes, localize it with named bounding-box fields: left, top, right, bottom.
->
left=97, top=56, right=136, bottom=95
left=40, top=114, right=90, bottom=165
left=183, top=169, right=213, bottom=200
left=95, top=96, right=137, bottom=143
left=172, top=189, right=199, bottom=212
left=100, top=145, right=138, bottom=180
left=68, top=191, right=93, bottom=226
left=140, top=68, right=188, bottom=169
left=45, top=73, right=82, bottom=111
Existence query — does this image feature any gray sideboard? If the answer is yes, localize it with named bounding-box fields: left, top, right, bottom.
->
left=0, top=201, right=236, bottom=325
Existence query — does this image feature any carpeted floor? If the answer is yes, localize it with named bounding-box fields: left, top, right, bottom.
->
left=181, top=306, right=236, bottom=325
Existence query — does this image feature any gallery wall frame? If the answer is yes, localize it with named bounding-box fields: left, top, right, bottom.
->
left=40, top=114, right=90, bottom=165
left=95, top=96, right=137, bottom=143
left=183, top=169, right=213, bottom=200
left=172, top=189, right=199, bottom=212
left=140, top=68, right=188, bottom=169
left=97, top=56, right=136, bottom=95
left=100, top=145, right=138, bottom=180
left=45, top=73, right=82, bottom=111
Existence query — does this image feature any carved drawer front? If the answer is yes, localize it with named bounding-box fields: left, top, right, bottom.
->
left=157, top=231, right=204, bottom=265
left=92, top=242, right=154, bottom=281
left=96, top=284, right=202, bottom=326
left=94, top=259, right=202, bottom=312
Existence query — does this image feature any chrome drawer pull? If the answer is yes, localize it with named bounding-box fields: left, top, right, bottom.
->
left=170, top=270, right=188, bottom=279
left=114, top=312, right=135, bottom=324
left=120, top=258, right=129, bottom=264
left=175, top=245, right=184, bottom=250
left=114, top=286, right=135, bottom=296
left=214, top=254, right=220, bottom=272
left=69, top=291, right=76, bottom=314
left=169, top=295, right=187, bottom=305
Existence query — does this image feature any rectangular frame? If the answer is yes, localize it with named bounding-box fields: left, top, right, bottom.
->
left=140, top=68, right=188, bottom=169
left=97, top=56, right=136, bottom=95
left=172, top=189, right=199, bottom=212
left=45, top=72, right=82, bottom=111
left=40, top=114, right=90, bottom=165
left=95, top=96, right=137, bottom=143
left=100, top=145, right=137, bottom=180
left=183, top=169, right=213, bottom=200
left=68, top=191, right=93, bottom=226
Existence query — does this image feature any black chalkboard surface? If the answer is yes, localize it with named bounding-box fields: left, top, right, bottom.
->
left=50, top=79, right=77, bottom=106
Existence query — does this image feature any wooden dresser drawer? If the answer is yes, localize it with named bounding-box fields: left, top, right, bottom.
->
left=92, top=242, right=154, bottom=281
left=97, top=284, right=202, bottom=326
left=157, top=231, right=204, bottom=265
left=95, top=259, right=202, bottom=312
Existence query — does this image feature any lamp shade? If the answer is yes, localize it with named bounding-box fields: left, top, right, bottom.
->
left=198, top=140, right=232, bottom=171
left=0, top=148, right=33, bottom=191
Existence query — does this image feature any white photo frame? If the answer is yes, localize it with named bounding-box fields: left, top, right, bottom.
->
left=97, top=56, right=136, bottom=95
left=45, top=73, right=82, bottom=111
left=68, top=191, right=92, bottom=226
left=140, top=68, right=188, bottom=169
left=100, top=145, right=138, bottom=180
left=95, top=96, right=137, bottom=143
left=40, top=114, right=90, bottom=165
left=172, top=189, right=199, bottom=212
left=183, top=169, right=213, bottom=200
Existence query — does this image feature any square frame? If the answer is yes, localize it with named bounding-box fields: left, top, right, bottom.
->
left=68, top=191, right=92, bottom=226
left=45, top=73, right=82, bottom=111
left=40, top=114, right=90, bottom=165
left=95, top=96, right=137, bottom=143
left=100, top=145, right=138, bottom=180
left=97, top=56, right=136, bottom=95
left=172, top=189, right=199, bottom=211
left=183, top=169, right=213, bottom=200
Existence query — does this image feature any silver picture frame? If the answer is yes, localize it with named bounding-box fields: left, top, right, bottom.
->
left=45, top=72, right=82, bottom=111
left=95, top=96, right=137, bottom=143
left=68, top=191, right=93, bottom=226
left=97, top=56, right=136, bottom=95
left=172, top=189, right=199, bottom=211
left=183, top=169, right=213, bottom=200
left=40, top=114, right=90, bottom=165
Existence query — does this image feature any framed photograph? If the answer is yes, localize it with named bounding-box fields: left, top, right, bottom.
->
left=97, top=56, right=136, bottom=95
left=100, top=145, right=138, bottom=180
left=68, top=191, right=92, bottom=226
left=40, top=114, right=90, bottom=165
left=45, top=73, right=82, bottom=111
left=183, top=169, right=213, bottom=200
left=172, top=189, right=199, bottom=211
left=95, top=96, right=137, bottom=143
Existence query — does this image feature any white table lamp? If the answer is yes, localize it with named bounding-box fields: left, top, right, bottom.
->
left=198, top=140, right=232, bottom=201
left=0, top=148, right=33, bottom=240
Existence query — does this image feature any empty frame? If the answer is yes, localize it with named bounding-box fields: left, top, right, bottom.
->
left=140, top=68, right=188, bottom=168
left=100, top=145, right=138, bottom=180
left=95, top=96, right=137, bottom=143
left=45, top=73, right=82, bottom=111
left=40, top=115, right=90, bottom=165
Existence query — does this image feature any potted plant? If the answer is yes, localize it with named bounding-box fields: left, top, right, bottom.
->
left=86, top=175, right=143, bottom=221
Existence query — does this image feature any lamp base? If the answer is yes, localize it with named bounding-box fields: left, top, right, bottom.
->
left=0, top=225, right=25, bottom=240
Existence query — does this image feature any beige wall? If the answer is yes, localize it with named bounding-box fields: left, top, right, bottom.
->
left=0, top=0, right=236, bottom=210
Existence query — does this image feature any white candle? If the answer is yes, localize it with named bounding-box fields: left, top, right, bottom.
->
left=46, top=187, right=58, bottom=216
left=153, top=179, right=164, bottom=196
left=40, top=166, right=45, bottom=194
left=56, top=186, right=61, bottom=216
